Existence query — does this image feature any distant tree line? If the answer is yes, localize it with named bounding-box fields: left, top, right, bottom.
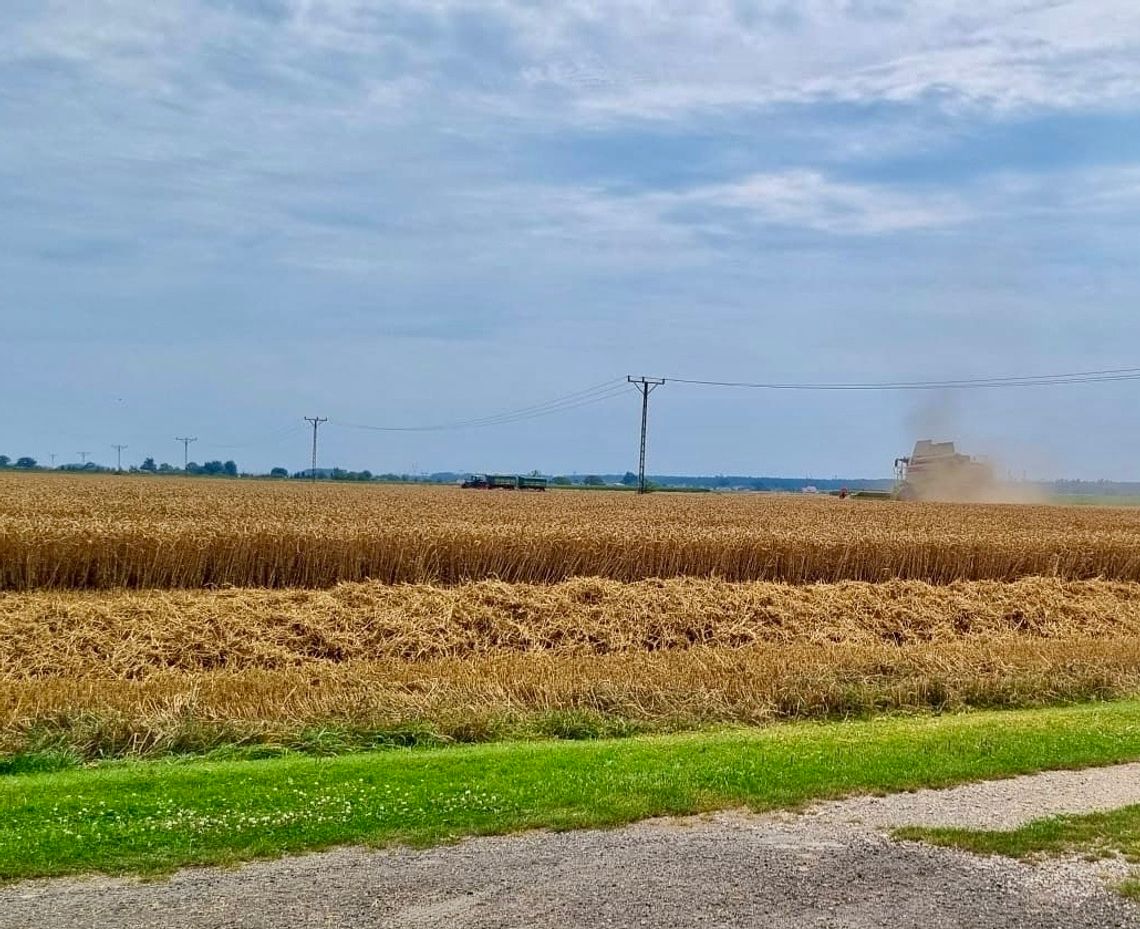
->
left=10, top=453, right=1136, bottom=494
left=185, top=461, right=239, bottom=476
left=0, top=455, right=241, bottom=476
left=0, top=455, right=439, bottom=482
left=0, top=456, right=39, bottom=469
left=290, top=468, right=376, bottom=481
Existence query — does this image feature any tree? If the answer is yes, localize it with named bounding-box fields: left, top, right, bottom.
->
left=550, top=475, right=572, bottom=485
left=327, top=468, right=376, bottom=482
left=223, top=460, right=238, bottom=477
left=15, top=457, right=36, bottom=469
left=140, top=458, right=157, bottom=472
left=0, top=456, right=9, bottom=468
left=270, top=467, right=289, bottom=478
left=188, top=460, right=228, bottom=476
left=621, top=471, right=638, bottom=486
left=583, top=475, right=605, bottom=486
left=158, top=463, right=175, bottom=473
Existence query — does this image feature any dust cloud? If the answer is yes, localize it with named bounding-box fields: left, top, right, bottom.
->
left=900, top=393, right=1048, bottom=504
left=918, top=470, right=1049, bottom=505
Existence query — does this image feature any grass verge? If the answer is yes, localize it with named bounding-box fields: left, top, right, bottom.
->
left=6, top=701, right=1140, bottom=880
left=897, top=804, right=1140, bottom=898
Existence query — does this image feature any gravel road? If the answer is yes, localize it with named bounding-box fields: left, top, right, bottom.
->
left=810, top=760, right=1140, bottom=830
left=4, top=764, right=1140, bottom=929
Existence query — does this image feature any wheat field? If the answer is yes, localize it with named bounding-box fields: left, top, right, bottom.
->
left=4, top=472, right=1140, bottom=588
left=5, top=472, right=1140, bottom=758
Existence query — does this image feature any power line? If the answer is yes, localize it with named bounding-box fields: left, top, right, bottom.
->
left=335, top=379, right=626, bottom=432
left=664, top=366, right=1140, bottom=392
left=208, top=423, right=307, bottom=451
left=621, top=365, right=1140, bottom=491
left=331, top=378, right=628, bottom=433
left=30, top=364, right=1140, bottom=482
left=449, top=384, right=631, bottom=429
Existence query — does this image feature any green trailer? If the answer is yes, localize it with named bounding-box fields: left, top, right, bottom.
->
left=461, top=474, right=548, bottom=492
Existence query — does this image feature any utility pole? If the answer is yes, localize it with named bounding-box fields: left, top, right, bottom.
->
left=78, top=451, right=89, bottom=466
left=304, top=417, right=327, bottom=482
left=175, top=437, right=197, bottom=471
left=49, top=453, right=56, bottom=468
left=111, top=444, right=128, bottom=473
left=627, top=376, right=665, bottom=494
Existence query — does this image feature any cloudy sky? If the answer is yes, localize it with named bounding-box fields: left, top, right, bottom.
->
left=4, top=1, right=1140, bottom=478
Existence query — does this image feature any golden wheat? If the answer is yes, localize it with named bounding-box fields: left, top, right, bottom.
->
left=4, top=577, right=1140, bottom=679
left=4, top=641, right=1139, bottom=757
left=3, top=473, right=1140, bottom=588
left=6, top=472, right=1140, bottom=758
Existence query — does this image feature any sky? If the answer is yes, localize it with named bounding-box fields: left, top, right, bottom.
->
left=3, top=0, right=1140, bottom=480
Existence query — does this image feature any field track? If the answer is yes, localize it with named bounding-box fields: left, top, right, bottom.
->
left=4, top=473, right=1140, bottom=588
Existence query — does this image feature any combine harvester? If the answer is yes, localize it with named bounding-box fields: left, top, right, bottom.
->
left=834, top=441, right=997, bottom=502
left=893, top=440, right=995, bottom=502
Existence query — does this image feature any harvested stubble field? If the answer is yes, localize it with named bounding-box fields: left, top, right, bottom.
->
left=5, top=472, right=1140, bottom=760
left=7, top=577, right=1140, bottom=676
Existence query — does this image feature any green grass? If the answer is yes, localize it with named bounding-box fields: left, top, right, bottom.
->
left=3, top=707, right=672, bottom=764
left=1052, top=494, right=1140, bottom=507
left=897, top=804, right=1140, bottom=898
left=7, top=701, right=1140, bottom=881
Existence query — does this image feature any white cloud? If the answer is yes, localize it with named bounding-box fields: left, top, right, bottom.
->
left=6, top=1, right=1140, bottom=123
left=1067, top=165, right=1140, bottom=210
left=647, top=170, right=973, bottom=234
left=492, top=0, right=1140, bottom=119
